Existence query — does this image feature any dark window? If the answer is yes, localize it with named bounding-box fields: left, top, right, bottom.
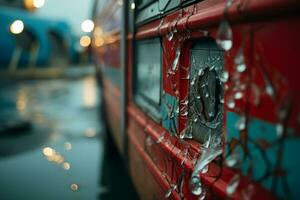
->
left=134, top=38, right=162, bottom=120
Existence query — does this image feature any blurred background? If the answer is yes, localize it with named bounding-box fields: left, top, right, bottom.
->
left=0, top=0, right=138, bottom=199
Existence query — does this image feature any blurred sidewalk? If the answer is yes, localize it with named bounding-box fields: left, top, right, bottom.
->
left=0, top=70, right=138, bottom=200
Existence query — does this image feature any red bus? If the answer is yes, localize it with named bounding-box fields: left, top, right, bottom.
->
left=92, top=0, right=300, bottom=199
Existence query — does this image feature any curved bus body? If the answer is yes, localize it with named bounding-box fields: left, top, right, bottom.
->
left=93, top=0, right=300, bottom=199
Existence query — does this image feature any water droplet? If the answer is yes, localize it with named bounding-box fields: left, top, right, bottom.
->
left=70, top=183, right=79, bottom=191
left=193, top=118, right=198, bottom=123
left=172, top=46, right=180, bottom=71
left=226, top=174, right=240, bottom=197
left=189, top=175, right=202, bottom=195
left=191, top=78, right=196, bottom=86
left=227, top=99, right=235, bottom=109
left=198, top=68, right=204, bottom=76
left=277, top=99, right=289, bottom=121
left=234, top=92, right=243, bottom=100
left=237, top=64, right=246, bottom=72
left=234, top=48, right=247, bottom=73
left=167, top=31, right=174, bottom=41
left=220, top=71, right=229, bottom=83
left=265, top=84, right=275, bottom=97
left=196, top=95, right=201, bottom=99
left=226, top=0, right=234, bottom=8
left=201, top=165, right=208, bottom=174
left=157, top=135, right=165, bottom=143
left=235, top=116, right=246, bottom=131
left=181, top=99, right=189, bottom=105
left=216, top=20, right=233, bottom=51
left=220, top=97, right=224, bottom=104
left=165, top=184, right=177, bottom=198
left=276, top=124, right=284, bottom=138
left=191, top=142, right=222, bottom=190
left=225, top=153, right=239, bottom=167
left=181, top=111, right=188, bottom=116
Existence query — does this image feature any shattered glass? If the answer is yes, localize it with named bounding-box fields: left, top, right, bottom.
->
left=187, top=39, right=224, bottom=143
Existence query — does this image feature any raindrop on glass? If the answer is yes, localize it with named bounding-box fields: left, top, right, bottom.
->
left=216, top=20, right=233, bottom=51
left=189, top=175, right=202, bottom=196
left=226, top=174, right=240, bottom=197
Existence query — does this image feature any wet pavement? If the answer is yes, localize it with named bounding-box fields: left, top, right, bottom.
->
left=0, top=70, right=138, bottom=200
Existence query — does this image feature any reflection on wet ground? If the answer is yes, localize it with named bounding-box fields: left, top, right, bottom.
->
left=0, top=73, right=138, bottom=200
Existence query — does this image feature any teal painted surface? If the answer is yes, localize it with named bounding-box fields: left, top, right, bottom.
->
left=226, top=112, right=300, bottom=199
left=161, top=93, right=178, bottom=136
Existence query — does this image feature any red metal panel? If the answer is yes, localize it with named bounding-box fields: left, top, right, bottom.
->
left=94, top=0, right=300, bottom=199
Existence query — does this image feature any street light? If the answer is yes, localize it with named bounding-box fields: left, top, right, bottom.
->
left=33, top=0, right=45, bottom=8
left=80, top=35, right=91, bottom=47
left=24, top=0, right=45, bottom=10
left=81, top=20, right=94, bottom=33
left=10, top=20, right=24, bottom=35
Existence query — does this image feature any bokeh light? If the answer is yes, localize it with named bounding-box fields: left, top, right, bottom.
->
left=33, top=0, right=45, bottom=8
left=81, top=19, right=94, bottom=33
left=10, top=20, right=24, bottom=35
left=70, top=183, right=79, bottom=191
left=80, top=35, right=91, bottom=47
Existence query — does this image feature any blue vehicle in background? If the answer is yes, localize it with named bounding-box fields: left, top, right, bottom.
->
left=0, top=5, right=78, bottom=76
